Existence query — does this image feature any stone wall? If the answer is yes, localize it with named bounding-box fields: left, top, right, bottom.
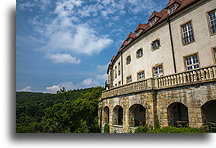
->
left=99, top=80, right=216, bottom=133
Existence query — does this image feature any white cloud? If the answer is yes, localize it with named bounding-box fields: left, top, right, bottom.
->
left=97, top=64, right=109, bottom=72
left=20, top=86, right=31, bottom=92
left=46, top=53, right=80, bottom=64
left=96, top=74, right=107, bottom=81
left=45, top=85, right=60, bottom=94
left=45, top=81, right=81, bottom=93
left=82, top=78, right=99, bottom=86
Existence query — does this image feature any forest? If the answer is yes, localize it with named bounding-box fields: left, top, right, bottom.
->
left=16, top=87, right=104, bottom=133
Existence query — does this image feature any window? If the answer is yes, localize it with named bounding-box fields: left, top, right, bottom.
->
left=126, top=55, right=131, bottom=64
left=150, top=17, right=159, bottom=26
left=181, top=22, right=195, bottom=45
left=115, top=83, right=117, bottom=87
left=118, top=62, right=121, bottom=76
left=153, top=65, right=163, bottom=78
left=152, top=39, right=160, bottom=50
left=115, top=66, right=117, bottom=78
left=213, top=48, right=216, bottom=63
left=136, top=48, right=143, bottom=58
left=168, top=3, right=179, bottom=15
left=126, top=76, right=132, bottom=83
left=185, top=54, right=199, bottom=70
left=118, top=81, right=121, bottom=86
left=208, top=10, right=216, bottom=34
left=137, top=71, right=145, bottom=80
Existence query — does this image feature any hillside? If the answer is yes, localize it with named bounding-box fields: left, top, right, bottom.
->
left=16, top=87, right=104, bottom=133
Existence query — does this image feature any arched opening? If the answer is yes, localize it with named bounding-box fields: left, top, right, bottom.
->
left=113, top=105, right=123, bottom=125
left=104, top=106, right=109, bottom=124
left=129, top=104, right=146, bottom=127
left=201, top=100, right=216, bottom=132
left=167, top=102, right=189, bottom=127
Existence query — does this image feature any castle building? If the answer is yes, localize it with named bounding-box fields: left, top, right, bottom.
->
left=99, top=0, right=216, bottom=133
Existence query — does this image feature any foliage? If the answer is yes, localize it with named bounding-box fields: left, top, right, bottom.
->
left=103, top=123, right=109, bottom=133
left=134, top=126, right=204, bottom=133
left=134, top=125, right=150, bottom=133
left=16, top=87, right=104, bottom=133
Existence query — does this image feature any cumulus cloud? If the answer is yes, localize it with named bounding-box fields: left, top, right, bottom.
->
left=45, top=81, right=81, bottom=93
left=20, top=86, right=31, bottom=92
left=46, top=53, right=80, bottom=64
left=82, top=78, right=99, bottom=86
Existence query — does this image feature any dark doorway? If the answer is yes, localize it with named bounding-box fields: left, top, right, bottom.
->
left=167, top=102, right=189, bottom=127
left=202, top=100, right=216, bottom=132
left=113, top=105, right=123, bottom=125
left=129, top=104, right=146, bottom=127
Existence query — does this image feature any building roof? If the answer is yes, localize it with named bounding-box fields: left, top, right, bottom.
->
left=135, top=24, right=148, bottom=32
left=148, top=11, right=162, bottom=21
left=166, top=0, right=183, bottom=8
left=109, top=0, right=197, bottom=66
left=126, top=32, right=136, bottom=39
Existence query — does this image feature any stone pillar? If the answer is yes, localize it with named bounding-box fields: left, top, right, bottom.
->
left=109, top=108, right=114, bottom=133
left=188, top=107, right=203, bottom=128
left=145, top=91, right=156, bottom=128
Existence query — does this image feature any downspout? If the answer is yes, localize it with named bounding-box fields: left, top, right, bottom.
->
left=121, top=52, right=124, bottom=85
left=168, top=18, right=177, bottom=73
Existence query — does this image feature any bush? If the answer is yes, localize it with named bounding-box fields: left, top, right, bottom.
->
left=134, top=126, right=204, bottom=133
left=103, top=123, right=109, bottom=133
left=134, top=125, right=149, bottom=133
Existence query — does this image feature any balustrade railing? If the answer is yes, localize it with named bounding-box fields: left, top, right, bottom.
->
left=101, top=65, right=216, bottom=99
left=155, top=65, right=216, bottom=88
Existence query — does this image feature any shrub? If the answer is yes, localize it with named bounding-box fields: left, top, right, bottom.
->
left=103, top=123, right=109, bottom=133
left=133, top=126, right=204, bottom=133
left=148, top=127, right=205, bottom=133
left=134, top=125, right=149, bottom=133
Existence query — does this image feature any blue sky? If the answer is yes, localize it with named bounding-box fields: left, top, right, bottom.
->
left=16, top=0, right=169, bottom=93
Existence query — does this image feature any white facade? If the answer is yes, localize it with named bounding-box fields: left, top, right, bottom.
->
left=107, top=0, right=216, bottom=89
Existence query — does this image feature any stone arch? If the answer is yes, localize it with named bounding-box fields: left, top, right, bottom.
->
left=129, top=104, right=146, bottom=127
left=104, top=106, right=110, bottom=124
left=113, top=105, right=123, bottom=125
left=167, top=102, right=189, bottom=127
left=201, top=100, right=216, bottom=127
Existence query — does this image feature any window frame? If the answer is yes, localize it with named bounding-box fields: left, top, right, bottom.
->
left=137, top=70, right=145, bottom=81
left=118, top=62, right=121, bottom=76
left=150, top=17, right=159, bottom=26
left=206, top=9, right=216, bottom=35
left=126, top=55, right=131, bottom=65
left=126, top=75, right=132, bottom=84
left=212, top=47, right=216, bottom=64
left=168, top=3, right=179, bottom=15
left=183, top=52, right=200, bottom=71
left=152, top=64, right=164, bottom=78
left=151, top=39, right=161, bottom=50
left=180, top=21, right=195, bottom=45
left=118, top=81, right=121, bottom=86
left=136, top=48, right=143, bottom=58
left=114, top=66, right=117, bottom=78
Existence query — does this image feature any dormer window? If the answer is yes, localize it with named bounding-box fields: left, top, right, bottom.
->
left=135, top=29, right=143, bottom=36
left=150, top=17, right=159, bottom=26
left=127, top=38, right=133, bottom=44
left=168, top=3, right=179, bottom=15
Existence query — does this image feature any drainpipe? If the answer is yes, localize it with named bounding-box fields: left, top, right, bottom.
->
left=121, top=52, right=124, bottom=85
left=168, top=18, right=177, bottom=73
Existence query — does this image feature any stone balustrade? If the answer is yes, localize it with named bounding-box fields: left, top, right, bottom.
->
left=155, top=65, right=216, bottom=88
left=101, top=65, right=216, bottom=99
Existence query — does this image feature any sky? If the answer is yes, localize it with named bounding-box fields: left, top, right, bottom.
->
left=16, top=0, right=170, bottom=93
